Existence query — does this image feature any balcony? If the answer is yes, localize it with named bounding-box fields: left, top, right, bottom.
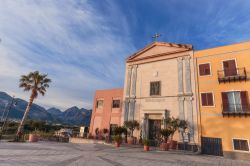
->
left=217, top=67, right=247, bottom=83
left=222, top=104, right=250, bottom=117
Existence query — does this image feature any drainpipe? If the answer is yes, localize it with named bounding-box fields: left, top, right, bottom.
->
left=193, top=55, right=202, bottom=154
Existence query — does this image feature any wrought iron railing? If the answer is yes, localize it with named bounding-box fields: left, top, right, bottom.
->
left=217, top=67, right=247, bottom=83
left=222, top=104, right=250, bottom=115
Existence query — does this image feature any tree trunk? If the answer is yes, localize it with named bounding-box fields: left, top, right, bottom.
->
left=16, top=96, right=34, bottom=138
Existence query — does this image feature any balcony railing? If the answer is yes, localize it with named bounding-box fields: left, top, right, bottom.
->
left=222, top=104, right=250, bottom=117
left=217, top=67, right=247, bottom=83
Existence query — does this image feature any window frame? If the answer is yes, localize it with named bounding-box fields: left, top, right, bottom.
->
left=150, top=81, right=161, bottom=96
left=200, top=92, right=215, bottom=107
left=221, top=58, right=238, bottom=76
left=221, top=90, right=249, bottom=112
left=198, top=62, right=212, bottom=76
left=96, top=99, right=104, bottom=109
left=112, top=99, right=121, bottom=108
left=232, top=138, right=250, bottom=152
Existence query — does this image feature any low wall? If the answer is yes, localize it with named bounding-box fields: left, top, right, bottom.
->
left=69, top=138, right=106, bottom=144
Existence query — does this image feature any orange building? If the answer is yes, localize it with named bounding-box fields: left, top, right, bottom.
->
left=194, top=42, right=250, bottom=160
left=89, top=88, right=123, bottom=136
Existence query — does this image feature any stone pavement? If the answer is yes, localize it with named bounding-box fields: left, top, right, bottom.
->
left=0, top=142, right=249, bottom=166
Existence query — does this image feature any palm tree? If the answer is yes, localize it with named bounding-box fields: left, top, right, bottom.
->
left=16, top=71, right=51, bottom=139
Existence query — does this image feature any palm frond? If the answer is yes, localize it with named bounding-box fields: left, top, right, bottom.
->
left=19, top=71, right=51, bottom=97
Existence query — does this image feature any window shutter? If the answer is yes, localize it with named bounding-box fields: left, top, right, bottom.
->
left=223, top=61, right=229, bottom=68
left=207, top=93, right=214, bottom=106
left=201, top=93, right=207, bottom=106
left=199, top=65, right=205, bottom=76
left=223, top=60, right=237, bottom=76
left=199, top=64, right=210, bottom=76
left=240, top=91, right=249, bottom=111
left=228, top=60, right=236, bottom=69
left=221, top=92, right=229, bottom=112
left=229, top=60, right=237, bottom=76
left=205, top=68, right=210, bottom=75
left=204, top=64, right=210, bottom=75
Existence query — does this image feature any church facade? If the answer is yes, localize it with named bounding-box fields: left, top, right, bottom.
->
left=89, top=41, right=250, bottom=160
left=122, top=42, right=199, bottom=147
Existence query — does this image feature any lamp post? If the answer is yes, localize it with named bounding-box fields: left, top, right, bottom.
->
left=0, top=96, right=17, bottom=139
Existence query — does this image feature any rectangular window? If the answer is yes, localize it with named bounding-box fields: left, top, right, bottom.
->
left=222, top=91, right=249, bottom=112
left=96, top=100, right=103, bottom=109
left=112, top=100, right=120, bottom=108
left=223, top=59, right=237, bottom=77
left=150, top=81, right=161, bottom=96
left=199, top=63, right=211, bottom=76
left=201, top=92, right=214, bottom=106
left=233, top=139, right=249, bottom=151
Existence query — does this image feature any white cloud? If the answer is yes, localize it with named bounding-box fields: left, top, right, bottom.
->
left=0, top=0, right=135, bottom=110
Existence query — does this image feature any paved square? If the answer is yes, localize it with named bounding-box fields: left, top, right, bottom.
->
left=0, top=142, right=249, bottom=166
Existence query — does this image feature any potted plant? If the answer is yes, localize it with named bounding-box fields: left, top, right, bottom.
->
left=98, top=130, right=104, bottom=140
left=103, top=128, right=109, bottom=142
left=159, top=128, right=172, bottom=151
left=113, top=126, right=125, bottom=147
left=114, top=135, right=122, bottom=147
left=124, top=120, right=139, bottom=144
left=178, top=120, right=188, bottom=150
left=143, top=139, right=150, bottom=151
left=169, top=117, right=179, bottom=150
left=95, top=128, right=99, bottom=139
left=114, top=126, right=125, bottom=136
left=29, top=130, right=39, bottom=142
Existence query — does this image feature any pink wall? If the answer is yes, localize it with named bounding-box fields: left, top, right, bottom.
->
left=89, top=88, right=123, bottom=135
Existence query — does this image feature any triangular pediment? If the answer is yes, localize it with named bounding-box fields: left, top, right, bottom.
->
left=127, top=42, right=192, bottom=62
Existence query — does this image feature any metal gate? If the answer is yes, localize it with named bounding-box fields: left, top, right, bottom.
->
left=148, top=120, right=161, bottom=140
left=201, top=137, right=223, bottom=156
left=148, top=120, right=161, bottom=146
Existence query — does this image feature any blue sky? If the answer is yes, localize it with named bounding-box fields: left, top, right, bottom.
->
left=0, top=0, right=250, bottom=110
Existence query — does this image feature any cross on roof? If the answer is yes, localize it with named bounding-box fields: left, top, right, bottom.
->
left=152, top=33, right=161, bottom=41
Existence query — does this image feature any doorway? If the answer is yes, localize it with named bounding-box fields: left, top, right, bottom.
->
left=148, top=119, right=161, bottom=140
left=201, top=137, right=223, bottom=156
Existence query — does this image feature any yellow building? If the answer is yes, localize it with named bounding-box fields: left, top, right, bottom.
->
left=194, top=42, right=250, bottom=160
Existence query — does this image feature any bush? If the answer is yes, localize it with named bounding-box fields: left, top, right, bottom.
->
left=103, top=128, right=109, bottom=134
left=114, top=135, right=122, bottom=143
left=124, top=120, right=139, bottom=137
left=160, top=128, right=172, bottom=142
left=114, top=126, right=126, bottom=136
left=95, top=128, right=99, bottom=136
left=143, top=139, right=150, bottom=146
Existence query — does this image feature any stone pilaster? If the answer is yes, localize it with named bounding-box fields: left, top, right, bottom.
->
left=126, top=66, right=132, bottom=97
left=162, top=110, right=170, bottom=128
left=142, top=114, right=149, bottom=139
left=177, top=57, right=184, bottom=95
left=124, top=99, right=129, bottom=121
left=178, top=97, right=185, bottom=120
left=178, top=96, right=185, bottom=142
left=128, top=99, right=135, bottom=120
left=131, top=65, right=138, bottom=98
left=177, top=57, right=185, bottom=121
left=184, top=56, right=192, bottom=95
left=186, top=96, right=194, bottom=143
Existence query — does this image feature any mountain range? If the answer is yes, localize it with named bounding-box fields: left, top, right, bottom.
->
left=0, top=91, right=92, bottom=126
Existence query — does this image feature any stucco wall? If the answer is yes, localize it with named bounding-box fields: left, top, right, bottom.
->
left=89, top=88, right=123, bottom=135
left=195, top=42, right=250, bottom=152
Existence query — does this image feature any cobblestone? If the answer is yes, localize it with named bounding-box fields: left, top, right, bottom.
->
left=0, top=142, right=249, bottom=166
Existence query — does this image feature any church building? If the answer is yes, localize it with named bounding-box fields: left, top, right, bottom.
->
left=122, top=42, right=199, bottom=148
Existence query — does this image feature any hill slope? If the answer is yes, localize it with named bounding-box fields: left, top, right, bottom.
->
left=0, top=91, right=92, bottom=126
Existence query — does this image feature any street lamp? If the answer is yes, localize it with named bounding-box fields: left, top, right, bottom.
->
left=0, top=96, right=17, bottom=138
